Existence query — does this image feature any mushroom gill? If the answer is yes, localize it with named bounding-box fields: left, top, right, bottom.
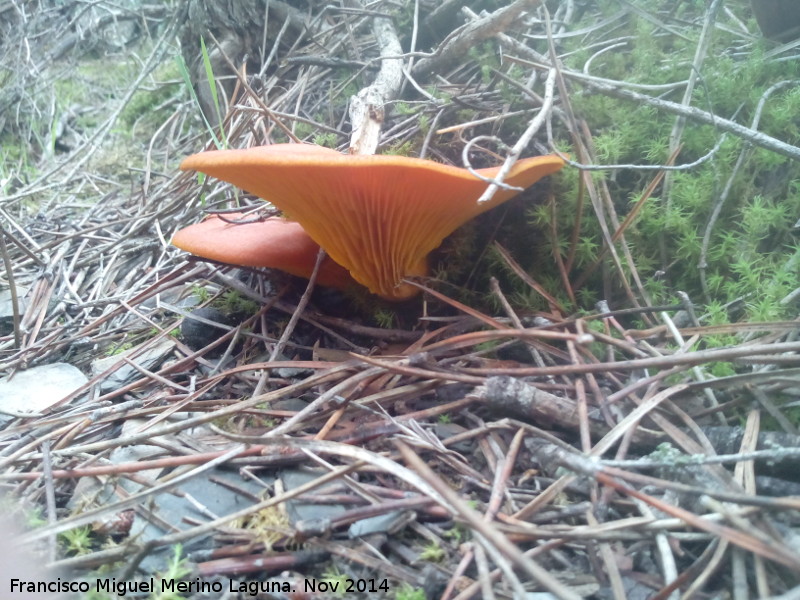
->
left=179, top=144, right=565, bottom=300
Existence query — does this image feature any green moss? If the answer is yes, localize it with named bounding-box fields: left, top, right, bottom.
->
left=151, top=545, right=192, bottom=600
left=395, top=584, right=427, bottom=600
left=418, top=541, right=445, bottom=562
left=294, top=121, right=314, bottom=139
left=469, top=41, right=500, bottom=84
left=384, top=140, right=414, bottom=156
left=60, top=525, right=94, bottom=556
left=105, top=341, right=134, bottom=356
left=216, top=290, right=259, bottom=316
left=496, top=1, right=800, bottom=324
left=373, top=307, right=397, bottom=329
left=118, top=60, right=182, bottom=135
left=313, top=131, right=338, bottom=147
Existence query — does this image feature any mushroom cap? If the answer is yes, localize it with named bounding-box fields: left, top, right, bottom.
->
left=171, top=213, right=354, bottom=289
left=180, top=144, right=565, bottom=300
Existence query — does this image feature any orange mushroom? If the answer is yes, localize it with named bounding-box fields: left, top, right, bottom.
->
left=178, top=144, right=565, bottom=300
left=172, top=213, right=354, bottom=289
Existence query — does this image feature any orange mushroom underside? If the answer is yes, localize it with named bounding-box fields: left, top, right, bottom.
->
left=175, top=144, right=565, bottom=300
left=171, top=213, right=354, bottom=289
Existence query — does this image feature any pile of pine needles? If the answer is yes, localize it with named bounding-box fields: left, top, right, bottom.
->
left=1, top=1, right=799, bottom=598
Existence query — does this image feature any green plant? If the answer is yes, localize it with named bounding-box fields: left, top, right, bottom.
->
left=321, top=566, right=349, bottom=598
left=394, top=102, right=416, bottom=116
left=151, top=545, right=192, bottom=600
left=60, top=525, right=94, bottom=556
left=119, top=60, right=182, bottom=136
left=313, top=131, right=338, bottom=147
left=217, top=290, right=259, bottom=315
left=105, top=341, right=134, bottom=356
left=469, top=41, right=500, bottom=84
left=231, top=504, right=290, bottom=552
left=175, top=40, right=225, bottom=149
left=294, top=121, right=314, bottom=139
left=491, top=0, right=800, bottom=324
left=474, top=339, right=500, bottom=355
left=441, top=523, right=468, bottom=544
left=191, top=285, right=211, bottom=303
left=373, top=307, right=396, bottom=329
left=418, top=541, right=445, bottom=562
left=395, top=583, right=426, bottom=600
left=24, top=506, right=47, bottom=529
left=384, top=140, right=414, bottom=156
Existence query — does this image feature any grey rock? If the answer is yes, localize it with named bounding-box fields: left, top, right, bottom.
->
left=270, top=398, right=310, bottom=413
left=274, top=365, right=314, bottom=378
left=91, top=339, right=175, bottom=393
left=140, top=287, right=201, bottom=311
left=180, top=307, right=232, bottom=351
left=282, top=469, right=348, bottom=525
left=270, top=353, right=314, bottom=378
left=69, top=418, right=273, bottom=573
left=0, top=363, right=88, bottom=422
left=348, top=511, right=409, bottom=538
left=0, top=287, right=28, bottom=336
left=432, top=422, right=472, bottom=453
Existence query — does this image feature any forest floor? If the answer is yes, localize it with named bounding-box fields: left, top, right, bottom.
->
left=1, top=1, right=799, bottom=599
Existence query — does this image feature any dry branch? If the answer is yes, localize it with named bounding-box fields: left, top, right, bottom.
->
left=349, top=12, right=403, bottom=154
left=412, top=0, right=542, bottom=79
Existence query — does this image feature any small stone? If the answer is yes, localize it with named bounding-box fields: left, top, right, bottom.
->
left=0, top=287, right=28, bottom=336
left=0, top=363, right=87, bottom=422
left=270, top=398, right=310, bottom=413
left=91, top=340, right=176, bottom=393
left=140, top=287, right=201, bottom=310
left=180, top=307, right=233, bottom=351
left=432, top=422, right=472, bottom=453
left=348, top=511, right=410, bottom=538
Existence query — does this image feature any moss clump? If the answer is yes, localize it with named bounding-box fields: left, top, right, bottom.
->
left=496, top=1, right=800, bottom=323
left=119, top=59, right=183, bottom=137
